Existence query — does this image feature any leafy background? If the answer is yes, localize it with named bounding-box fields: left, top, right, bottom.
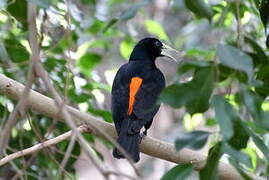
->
left=0, top=0, right=269, bottom=179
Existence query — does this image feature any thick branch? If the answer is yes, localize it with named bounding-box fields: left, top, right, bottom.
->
left=0, top=74, right=263, bottom=180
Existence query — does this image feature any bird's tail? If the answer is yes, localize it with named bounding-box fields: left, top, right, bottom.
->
left=113, top=117, right=142, bottom=162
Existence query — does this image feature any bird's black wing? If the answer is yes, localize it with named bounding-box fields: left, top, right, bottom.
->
left=133, top=69, right=165, bottom=123
left=111, top=64, right=129, bottom=134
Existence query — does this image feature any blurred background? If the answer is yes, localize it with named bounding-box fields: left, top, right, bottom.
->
left=0, top=0, right=269, bottom=179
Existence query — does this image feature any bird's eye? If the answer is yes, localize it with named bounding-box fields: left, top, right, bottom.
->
left=154, top=41, right=162, bottom=48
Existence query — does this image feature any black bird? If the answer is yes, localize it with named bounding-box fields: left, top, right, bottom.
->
left=111, top=38, right=177, bottom=162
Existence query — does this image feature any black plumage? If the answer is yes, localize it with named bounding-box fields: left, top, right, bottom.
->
left=111, top=38, right=168, bottom=162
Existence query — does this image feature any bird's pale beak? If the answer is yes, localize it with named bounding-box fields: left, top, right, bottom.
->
left=160, top=43, right=179, bottom=62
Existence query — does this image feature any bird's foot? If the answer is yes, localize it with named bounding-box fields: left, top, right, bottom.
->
left=143, top=130, right=147, bottom=136
left=139, top=131, right=147, bottom=144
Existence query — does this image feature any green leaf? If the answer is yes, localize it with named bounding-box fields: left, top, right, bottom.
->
left=241, top=123, right=269, bottom=161
left=228, top=119, right=249, bottom=150
left=240, top=86, right=263, bottom=120
left=175, top=131, right=210, bottom=151
left=44, top=57, right=66, bottom=72
left=68, top=88, right=92, bottom=103
left=259, top=0, right=269, bottom=35
left=244, top=36, right=268, bottom=65
left=103, top=19, right=118, bottom=33
left=218, top=64, right=233, bottom=82
left=0, top=103, right=6, bottom=118
left=177, top=60, right=211, bottom=75
left=88, top=107, right=113, bottom=123
left=161, top=68, right=214, bottom=114
left=229, top=158, right=253, bottom=180
left=88, top=19, right=105, bottom=34
left=119, top=0, right=150, bottom=20
left=223, top=143, right=252, bottom=168
left=4, top=38, right=29, bottom=63
left=217, top=44, right=253, bottom=81
left=211, top=95, right=234, bottom=141
left=252, top=135, right=269, bottom=162
left=0, top=41, right=11, bottom=62
left=184, top=0, right=213, bottom=21
left=7, top=0, right=27, bottom=30
left=82, top=82, right=111, bottom=92
left=77, top=53, right=102, bottom=77
left=255, top=65, right=269, bottom=97
left=200, top=142, right=223, bottom=180
left=185, top=68, right=214, bottom=114
left=185, top=48, right=215, bottom=60
left=44, top=57, right=58, bottom=71
left=160, top=84, right=190, bottom=108
left=229, top=2, right=248, bottom=19
left=205, top=118, right=217, bottom=127
left=161, top=164, right=193, bottom=180
left=240, top=86, right=269, bottom=130
left=80, top=0, right=96, bottom=4
left=144, top=20, right=169, bottom=41
left=119, top=39, right=135, bottom=60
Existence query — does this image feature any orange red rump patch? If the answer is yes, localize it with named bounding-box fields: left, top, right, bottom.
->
left=128, top=77, right=143, bottom=115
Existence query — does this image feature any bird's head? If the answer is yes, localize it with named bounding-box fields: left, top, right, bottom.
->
left=129, top=38, right=178, bottom=62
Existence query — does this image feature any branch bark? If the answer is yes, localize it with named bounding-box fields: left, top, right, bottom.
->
left=0, top=74, right=263, bottom=180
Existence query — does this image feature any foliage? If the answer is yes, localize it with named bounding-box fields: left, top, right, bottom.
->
left=161, top=164, right=193, bottom=180
left=175, top=130, right=210, bottom=151
left=0, top=0, right=269, bottom=179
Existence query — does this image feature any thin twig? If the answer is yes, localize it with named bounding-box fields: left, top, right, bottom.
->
left=7, top=160, right=24, bottom=179
left=236, top=0, right=244, bottom=49
left=35, top=62, right=109, bottom=177
left=39, top=10, right=48, bottom=49
left=0, top=126, right=85, bottom=166
left=1, top=127, right=138, bottom=180
left=60, top=131, right=77, bottom=172
left=27, top=113, right=73, bottom=178
left=25, top=1, right=109, bottom=178
left=0, top=1, right=39, bottom=157
left=11, top=153, right=36, bottom=180
left=58, top=1, right=76, bottom=173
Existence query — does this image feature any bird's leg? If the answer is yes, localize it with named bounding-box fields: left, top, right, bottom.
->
left=139, top=129, right=148, bottom=143
left=143, top=120, right=152, bottom=137
left=143, top=129, right=147, bottom=136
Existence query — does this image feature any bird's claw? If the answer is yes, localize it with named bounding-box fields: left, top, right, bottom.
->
left=139, top=131, right=147, bottom=144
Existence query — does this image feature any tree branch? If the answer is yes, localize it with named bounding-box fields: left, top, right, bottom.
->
left=23, top=3, right=116, bottom=179
left=0, top=2, right=39, bottom=156
left=0, top=126, right=86, bottom=166
left=236, top=0, right=244, bottom=49
left=0, top=74, right=264, bottom=180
